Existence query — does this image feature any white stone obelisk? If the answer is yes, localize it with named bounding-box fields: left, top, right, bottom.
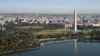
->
left=74, top=10, right=77, bottom=32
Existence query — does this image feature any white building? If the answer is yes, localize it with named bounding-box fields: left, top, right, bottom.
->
left=74, top=10, right=77, bottom=32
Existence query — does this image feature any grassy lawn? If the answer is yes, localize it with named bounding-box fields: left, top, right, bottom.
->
left=14, top=26, right=92, bottom=36
left=33, top=28, right=73, bottom=35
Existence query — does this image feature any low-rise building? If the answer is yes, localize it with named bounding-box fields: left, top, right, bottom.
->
left=65, top=23, right=73, bottom=28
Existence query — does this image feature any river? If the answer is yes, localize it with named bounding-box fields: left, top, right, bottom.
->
left=0, top=41, right=100, bottom=56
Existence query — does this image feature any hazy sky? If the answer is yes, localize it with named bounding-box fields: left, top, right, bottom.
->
left=0, top=0, right=100, bottom=14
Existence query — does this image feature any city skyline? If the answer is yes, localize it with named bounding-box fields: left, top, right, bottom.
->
left=0, top=0, right=100, bottom=14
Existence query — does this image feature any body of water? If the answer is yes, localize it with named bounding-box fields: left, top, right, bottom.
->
left=1, top=41, right=100, bottom=56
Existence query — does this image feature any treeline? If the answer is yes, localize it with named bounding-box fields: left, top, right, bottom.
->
left=0, top=31, right=40, bottom=54
left=0, top=29, right=100, bottom=54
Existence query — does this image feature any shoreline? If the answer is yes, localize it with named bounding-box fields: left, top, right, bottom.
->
left=0, top=46, right=41, bottom=55
left=0, top=39, right=100, bottom=55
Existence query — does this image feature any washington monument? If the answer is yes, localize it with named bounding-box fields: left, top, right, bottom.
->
left=74, top=10, right=77, bottom=32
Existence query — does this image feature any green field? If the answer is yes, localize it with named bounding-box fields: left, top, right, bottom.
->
left=32, top=28, right=72, bottom=35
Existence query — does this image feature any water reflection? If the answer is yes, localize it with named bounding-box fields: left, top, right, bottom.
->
left=73, top=39, right=78, bottom=56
